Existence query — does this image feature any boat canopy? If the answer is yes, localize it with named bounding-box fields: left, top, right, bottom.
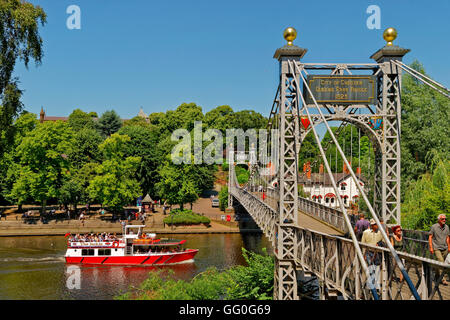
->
left=133, top=239, right=186, bottom=246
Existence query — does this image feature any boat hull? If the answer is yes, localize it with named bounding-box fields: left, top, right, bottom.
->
left=65, top=249, right=198, bottom=266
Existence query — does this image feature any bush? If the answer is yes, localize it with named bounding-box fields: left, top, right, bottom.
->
left=221, top=162, right=229, bottom=172
left=115, top=248, right=274, bottom=300
left=163, top=209, right=211, bottom=226
left=235, top=166, right=249, bottom=184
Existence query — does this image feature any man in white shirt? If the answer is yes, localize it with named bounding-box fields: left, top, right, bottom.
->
left=361, top=219, right=383, bottom=246
left=362, top=219, right=383, bottom=290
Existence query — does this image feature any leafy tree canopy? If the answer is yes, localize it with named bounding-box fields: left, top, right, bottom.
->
left=68, top=109, right=96, bottom=131
left=0, top=0, right=46, bottom=156
left=97, top=110, right=122, bottom=137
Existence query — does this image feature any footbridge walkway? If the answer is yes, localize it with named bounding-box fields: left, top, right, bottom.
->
left=230, top=185, right=450, bottom=300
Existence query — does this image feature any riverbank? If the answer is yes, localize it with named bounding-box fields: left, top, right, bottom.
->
left=0, top=207, right=265, bottom=237
left=0, top=215, right=251, bottom=237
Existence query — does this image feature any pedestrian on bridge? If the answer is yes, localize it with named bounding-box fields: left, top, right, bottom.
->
left=355, top=213, right=370, bottom=241
left=428, top=214, right=450, bottom=285
left=362, top=219, right=383, bottom=290
left=390, top=225, right=405, bottom=282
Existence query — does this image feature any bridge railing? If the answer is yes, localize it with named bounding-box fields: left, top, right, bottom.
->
left=401, top=230, right=434, bottom=259
left=298, top=196, right=435, bottom=259
left=295, top=227, right=450, bottom=300
left=230, top=186, right=277, bottom=245
left=231, top=186, right=450, bottom=300
left=298, top=196, right=354, bottom=234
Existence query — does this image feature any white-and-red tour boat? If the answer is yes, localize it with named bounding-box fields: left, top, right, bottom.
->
left=65, top=225, right=198, bottom=265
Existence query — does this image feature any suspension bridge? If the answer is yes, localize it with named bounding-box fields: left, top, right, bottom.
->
left=227, top=27, right=450, bottom=300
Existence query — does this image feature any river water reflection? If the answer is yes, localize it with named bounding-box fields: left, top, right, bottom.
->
left=0, top=233, right=272, bottom=300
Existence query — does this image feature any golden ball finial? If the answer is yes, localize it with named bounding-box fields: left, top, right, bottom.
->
left=283, top=27, right=297, bottom=46
left=383, top=27, right=397, bottom=46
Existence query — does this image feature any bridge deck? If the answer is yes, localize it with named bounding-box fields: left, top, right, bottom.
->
left=298, top=210, right=344, bottom=236
left=256, top=191, right=343, bottom=235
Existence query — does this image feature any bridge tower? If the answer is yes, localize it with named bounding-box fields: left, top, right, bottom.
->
left=370, top=28, right=409, bottom=225
left=272, top=28, right=307, bottom=300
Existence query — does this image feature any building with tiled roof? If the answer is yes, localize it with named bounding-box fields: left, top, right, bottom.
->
left=299, top=162, right=367, bottom=208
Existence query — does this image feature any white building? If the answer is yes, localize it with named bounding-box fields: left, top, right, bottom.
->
left=299, top=163, right=366, bottom=208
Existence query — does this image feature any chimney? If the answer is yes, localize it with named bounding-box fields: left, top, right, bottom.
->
left=343, top=162, right=351, bottom=174
left=319, top=164, right=324, bottom=174
left=356, top=167, right=361, bottom=175
left=40, top=107, right=45, bottom=123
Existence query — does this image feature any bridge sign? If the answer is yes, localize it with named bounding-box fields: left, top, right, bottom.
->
left=304, top=75, right=377, bottom=105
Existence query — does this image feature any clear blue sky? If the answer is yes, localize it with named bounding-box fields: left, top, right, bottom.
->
left=14, top=0, right=450, bottom=119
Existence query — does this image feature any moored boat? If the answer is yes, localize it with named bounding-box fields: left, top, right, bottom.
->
left=65, top=225, right=198, bottom=265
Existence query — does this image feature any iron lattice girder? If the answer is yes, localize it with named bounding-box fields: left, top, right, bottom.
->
left=275, top=52, right=302, bottom=300
left=230, top=183, right=450, bottom=300
left=294, top=58, right=404, bottom=225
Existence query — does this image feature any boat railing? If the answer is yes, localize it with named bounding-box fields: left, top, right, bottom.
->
left=68, top=239, right=124, bottom=247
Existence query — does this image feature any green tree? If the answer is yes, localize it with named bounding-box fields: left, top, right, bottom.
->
left=68, top=128, right=103, bottom=169
left=97, top=110, right=122, bottom=137
left=0, top=112, right=39, bottom=203
left=9, top=121, right=74, bottom=212
left=123, top=116, right=152, bottom=128
left=218, top=186, right=228, bottom=211
left=400, top=60, right=450, bottom=192
left=204, top=105, right=234, bottom=134
left=87, top=134, right=141, bottom=213
left=402, top=153, right=449, bottom=231
left=158, top=103, right=204, bottom=136
left=147, top=112, right=165, bottom=128
left=118, top=125, right=163, bottom=198
left=230, top=110, right=267, bottom=132
left=68, top=109, right=96, bottom=131
left=299, top=131, right=320, bottom=170
left=59, top=177, right=84, bottom=212
left=0, top=0, right=46, bottom=157
left=156, top=159, right=199, bottom=210
left=235, top=165, right=249, bottom=184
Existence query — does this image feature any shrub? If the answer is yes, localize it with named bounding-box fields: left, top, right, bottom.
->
left=163, top=209, right=211, bottom=226
left=115, top=248, right=274, bottom=300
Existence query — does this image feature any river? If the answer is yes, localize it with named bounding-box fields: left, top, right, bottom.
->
left=0, top=233, right=272, bottom=300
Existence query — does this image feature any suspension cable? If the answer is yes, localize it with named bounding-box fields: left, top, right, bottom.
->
left=299, top=120, right=349, bottom=180
left=291, top=60, right=421, bottom=300
left=392, top=60, right=450, bottom=99
left=288, top=60, right=380, bottom=300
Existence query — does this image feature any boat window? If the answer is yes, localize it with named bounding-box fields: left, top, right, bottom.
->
left=82, top=249, right=95, bottom=256
left=98, top=249, right=111, bottom=256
